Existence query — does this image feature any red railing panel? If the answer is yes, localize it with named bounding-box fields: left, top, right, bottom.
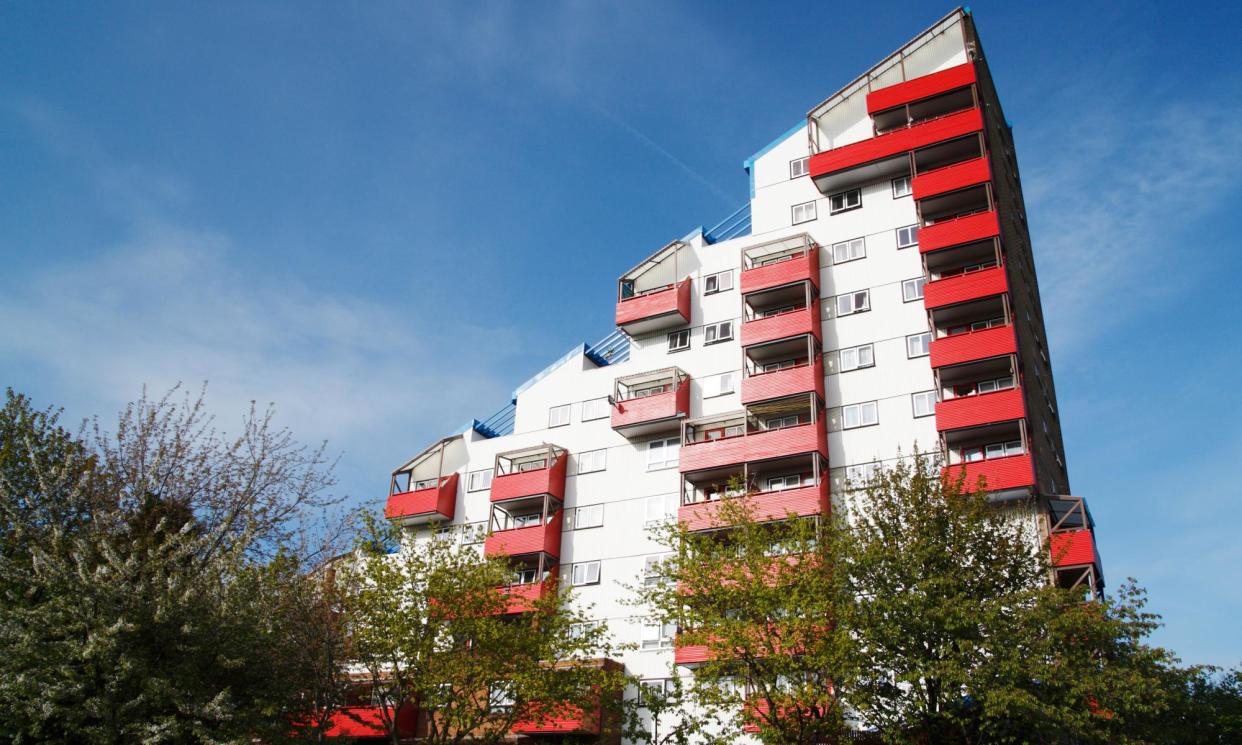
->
left=1050, top=529, right=1098, bottom=568
left=490, top=453, right=568, bottom=503
left=679, top=482, right=828, bottom=531
left=866, top=62, right=978, bottom=114
left=384, top=473, right=458, bottom=521
left=741, top=246, right=820, bottom=294
left=942, top=454, right=1034, bottom=492
left=935, top=387, right=1025, bottom=431
left=612, top=381, right=691, bottom=432
left=929, top=324, right=1017, bottom=368
left=616, top=278, right=692, bottom=329
left=918, top=209, right=1000, bottom=254
left=741, top=358, right=824, bottom=405
left=742, top=301, right=821, bottom=347
left=923, top=264, right=1007, bottom=310
left=912, top=155, right=991, bottom=200
left=809, top=108, right=983, bottom=180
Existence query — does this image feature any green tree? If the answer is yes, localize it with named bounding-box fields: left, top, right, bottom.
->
left=339, top=513, right=628, bottom=745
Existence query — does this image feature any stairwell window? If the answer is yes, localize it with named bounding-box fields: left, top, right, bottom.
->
left=789, top=156, right=809, bottom=179
left=646, top=437, right=680, bottom=470
left=892, top=175, right=912, bottom=198
left=704, top=270, right=733, bottom=294
left=896, top=225, right=919, bottom=249
left=829, top=188, right=862, bottom=214
left=839, top=343, right=875, bottom=372
left=548, top=404, right=571, bottom=428
left=902, top=276, right=926, bottom=302
left=704, top=321, right=733, bottom=345
left=573, top=504, right=604, bottom=530
left=835, top=290, right=870, bottom=317
left=842, top=401, right=879, bottom=429
left=570, top=561, right=602, bottom=586
left=577, top=448, right=607, bottom=474
left=466, top=468, right=493, bottom=492
left=912, top=390, right=936, bottom=418
left=668, top=329, right=690, bottom=353
left=792, top=201, right=817, bottom=225
left=831, top=237, right=866, bottom=264
left=906, top=332, right=931, bottom=358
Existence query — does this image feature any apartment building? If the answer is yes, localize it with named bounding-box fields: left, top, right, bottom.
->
left=363, top=8, right=1104, bottom=742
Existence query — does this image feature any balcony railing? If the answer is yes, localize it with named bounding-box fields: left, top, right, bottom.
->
left=942, top=453, right=1034, bottom=493
left=918, top=209, right=1000, bottom=254
left=935, top=387, right=1025, bottom=431
left=612, top=368, right=690, bottom=437
left=681, top=422, right=827, bottom=474
left=923, top=263, right=1007, bottom=310
left=929, top=324, right=1017, bottom=368
left=495, top=574, right=558, bottom=615
left=912, top=154, right=991, bottom=201
left=679, top=481, right=828, bottom=531
left=384, top=472, right=458, bottom=524
left=1049, top=528, right=1099, bottom=569
left=491, top=448, right=568, bottom=503
left=484, top=512, right=563, bottom=558
left=741, top=241, right=820, bottom=294
left=808, top=107, right=983, bottom=185
left=866, top=61, right=977, bottom=115
left=742, top=301, right=821, bottom=347
left=615, top=278, right=692, bottom=335
left=741, top=358, right=824, bottom=405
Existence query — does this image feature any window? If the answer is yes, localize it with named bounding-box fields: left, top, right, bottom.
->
left=765, top=474, right=806, bottom=491
left=789, top=156, right=809, bottom=179
left=906, top=332, right=931, bottom=358
left=765, top=415, right=801, bottom=430
left=839, top=343, right=874, bottom=372
left=902, top=276, right=926, bottom=302
left=640, top=679, right=676, bottom=707
left=570, top=560, right=601, bottom=586
left=548, top=404, right=570, bottom=427
left=831, top=237, right=866, bottom=264
left=704, top=270, right=733, bottom=294
left=644, top=494, right=679, bottom=524
left=959, top=440, right=1025, bottom=464
left=412, top=477, right=438, bottom=490
left=845, top=462, right=878, bottom=487
left=829, top=188, right=861, bottom=214
left=792, top=201, right=817, bottom=225
left=643, top=555, right=671, bottom=586
left=912, top=391, right=936, bottom=417
left=459, top=521, right=487, bottom=545
left=577, top=448, right=607, bottom=474
left=892, top=175, right=912, bottom=198
left=513, top=565, right=540, bottom=584
left=668, top=329, right=690, bottom=352
left=581, top=397, right=610, bottom=421
left=489, top=683, right=516, bottom=713
left=646, top=438, right=680, bottom=470
left=466, top=469, right=493, bottom=492
left=704, top=321, right=733, bottom=345
left=706, top=371, right=735, bottom=397
left=842, top=401, right=879, bottom=429
left=896, top=225, right=919, bottom=249
left=641, top=620, right=676, bottom=650
left=516, top=458, right=547, bottom=473
left=573, top=504, right=604, bottom=530
left=835, top=290, right=870, bottom=317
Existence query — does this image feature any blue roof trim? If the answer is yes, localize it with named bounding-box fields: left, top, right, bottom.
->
left=585, top=329, right=630, bottom=366
left=742, top=119, right=807, bottom=198
left=704, top=203, right=752, bottom=244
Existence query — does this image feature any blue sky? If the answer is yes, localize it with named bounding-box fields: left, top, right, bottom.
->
left=2, top=1, right=1240, bottom=667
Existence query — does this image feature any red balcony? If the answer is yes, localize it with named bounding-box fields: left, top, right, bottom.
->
left=912, top=155, right=991, bottom=201
left=384, top=473, right=458, bottom=524
left=866, top=62, right=978, bottom=115
left=935, top=388, right=1025, bottom=432
left=929, top=324, right=1017, bottom=368
left=484, top=513, right=564, bottom=558
left=1050, top=529, right=1099, bottom=568
left=514, top=704, right=600, bottom=736
left=612, top=368, right=690, bottom=438
left=742, top=301, right=821, bottom=347
left=923, top=265, right=1008, bottom=311
left=616, top=279, right=692, bottom=335
left=315, top=705, right=416, bottom=738
left=741, top=245, right=820, bottom=294
left=679, top=482, right=828, bottom=531
left=942, top=454, right=1034, bottom=493
left=491, top=452, right=567, bottom=503
left=495, top=576, right=557, bottom=615
left=674, top=640, right=714, bottom=665
left=742, top=359, right=824, bottom=406
left=918, top=209, right=1000, bottom=254
left=681, top=423, right=828, bottom=474
left=809, top=107, right=983, bottom=182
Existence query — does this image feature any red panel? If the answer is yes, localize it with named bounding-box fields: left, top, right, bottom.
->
left=912, top=155, right=991, bottom=200
left=674, top=642, right=713, bottom=665
left=681, top=422, right=827, bottom=473
left=319, top=705, right=416, bottom=737
left=918, top=210, right=999, bottom=254
left=867, top=62, right=978, bottom=114
left=942, top=454, right=1034, bottom=492
left=484, top=512, right=563, bottom=558
left=923, top=265, right=1008, bottom=311
left=679, top=482, right=828, bottom=531
left=615, top=279, right=692, bottom=330
left=741, top=358, right=824, bottom=405
left=935, top=388, right=1025, bottom=431
left=495, top=577, right=555, bottom=615
left=612, top=381, right=691, bottom=432
left=1050, top=529, right=1098, bottom=568
left=929, top=324, right=1016, bottom=368
left=514, top=703, right=598, bottom=735
left=741, top=300, right=821, bottom=347
left=490, top=453, right=568, bottom=503
left=383, top=472, right=458, bottom=522
left=741, top=246, right=820, bottom=294
left=809, top=108, right=983, bottom=180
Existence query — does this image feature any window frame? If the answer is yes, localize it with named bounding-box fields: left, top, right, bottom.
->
left=831, top=237, right=866, bottom=265
left=838, top=343, right=875, bottom=372
left=667, top=329, right=690, bottom=353
left=466, top=468, right=494, bottom=492
left=896, top=224, right=919, bottom=249
left=835, top=289, right=871, bottom=317
left=570, top=560, right=602, bottom=586
left=703, top=270, right=734, bottom=295
left=902, top=276, right=926, bottom=302
left=789, top=156, right=809, bottom=179
left=911, top=390, right=936, bottom=418
left=906, top=332, right=931, bottom=358
left=828, top=188, right=862, bottom=214
left=646, top=437, right=680, bottom=471
left=791, top=200, right=818, bottom=225
left=548, top=404, right=571, bottom=428
left=891, top=175, right=912, bottom=198
left=703, top=321, right=734, bottom=345
left=581, top=397, right=610, bottom=421
left=576, top=448, right=607, bottom=474
left=573, top=504, right=604, bottom=530
left=842, top=401, right=879, bottom=429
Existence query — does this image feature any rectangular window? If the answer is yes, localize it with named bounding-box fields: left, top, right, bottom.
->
left=705, top=371, right=735, bottom=397
left=667, top=329, right=690, bottom=352
left=766, top=415, right=801, bottom=430
left=835, top=290, right=870, bottom=317
left=489, top=683, right=516, bottom=713
left=839, top=343, right=875, bottom=372
left=577, top=448, right=607, bottom=474
left=466, top=469, right=493, bottom=492
left=892, top=175, right=912, bottom=198
left=548, top=404, right=570, bottom=428
left=646, top=437, right=680, bottom=470
left=791, top=201, right=817, bottom=225
left=581, top=397, right=610, bottom=421
left=641, top=620, right=676, bottom=650
left=902, top=276, right=926, bottom=302
left=644, top=494, right=679, bottom=524
left=789, top=156, right=809, bottom=179
left=906, top=332, right=931, bottom=358
left=643, top=555, right=670, bottom=586
left=896, top=225, right=919, bottom=249
left=573, top=504, right=604, bottom=529
left=831, top=237, right=866, bottom=264
left=765, top=474, right=804, bottom=491
left=829, top=188, right=861, bottom=214
left=912, top=391, right=936, bottom=417
left=704, top=270, right=733, bottom=294
left=844, top=462, right=878, bottom=487
left=842, top=401, right=879, bottom=429
left=704, top=321, right=733, bottom=345
left=570, top=560, right=601, bottom=586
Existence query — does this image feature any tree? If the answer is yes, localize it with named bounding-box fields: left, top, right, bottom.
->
left=0, top=386, right=344, bottom=744
left=636, top=486, right=856, bottom=745
left=338, top=512, right=628, bottom=745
